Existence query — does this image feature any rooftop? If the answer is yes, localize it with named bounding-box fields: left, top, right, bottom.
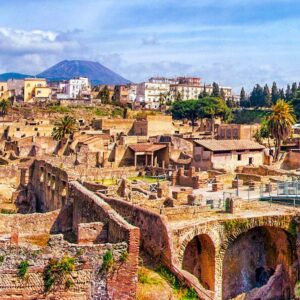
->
left=194, top=139, right=265, bottom=152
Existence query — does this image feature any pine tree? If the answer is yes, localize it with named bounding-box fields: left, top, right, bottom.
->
left=263, top=84, right=271, bottom=107
left=285, top=84, right=293, bottom=101
left=250, top=84, right=264, bottom=107
left=279, top=88, right=285, bottom=100
left=271, top=82, right=280, bottom=104
left=212, top=82, right=220, bottom=97
left=292, top=82, right=298, bottom=98
left=240, top=87, right=250, bottom=107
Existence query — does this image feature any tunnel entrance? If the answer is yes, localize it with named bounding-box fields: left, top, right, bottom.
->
left=222, top=226, right=294, bottom=300
left=182, top=234, right=215, bottom=291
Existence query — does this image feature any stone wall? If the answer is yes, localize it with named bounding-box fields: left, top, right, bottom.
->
left=97, top=193, right=172, bottom=265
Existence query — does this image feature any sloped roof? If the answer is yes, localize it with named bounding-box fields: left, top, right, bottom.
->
left=194, top=139, right=265, bottom=152
left=128, top=143, right=166, bottom=153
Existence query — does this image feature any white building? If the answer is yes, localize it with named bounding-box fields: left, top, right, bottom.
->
left=57, top=77, right=91, bottom=100
left=136, top=78, right=170, bottom=109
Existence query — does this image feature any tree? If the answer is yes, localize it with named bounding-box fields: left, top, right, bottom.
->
left=0, top=99, right=9, bottom=116
left=263, top=84, right=271, bottom=107
left=226, top=97, right=236, bottom=108
left=52, top=115, right=78, bottom=141
left=98, top=85, right=110, bottom=104
left=250, top=84, right=264, bottom=107
left=279, top=88, right=285, bottom=100
left=175, top=91, right=182, bottom=101
left=267, top=99, right=295, bottom=160
left=271, top=82, right=280, bottom=104
left=292, top=89, right=300, bottom=121
left=292, top=82, right=298, bottom=98
left=254, top=118, right=272, bottom=148
left=171, top=99, right=199, bottom=129
left=240, top=87, right=250, bottom=107
left=285, top=84, right=293, bottom=101
left=199, top=84, right=209, bottom=98
left=198, top=97, right=232, bottom=138
left=212, top=82, right=220, bottom=97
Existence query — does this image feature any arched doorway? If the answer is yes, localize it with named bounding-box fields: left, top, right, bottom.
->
left=222, top=226, right=294, bottom=300
left=182, top=234, right=215, bottom=291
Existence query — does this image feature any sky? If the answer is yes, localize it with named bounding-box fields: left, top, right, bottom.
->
left=1, top=0, right=300, bottom=92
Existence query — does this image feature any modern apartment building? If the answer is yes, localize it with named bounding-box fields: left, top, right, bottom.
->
left=57, top=77, right=91, bottom=100
left=136, top=78, right=170, bottom=109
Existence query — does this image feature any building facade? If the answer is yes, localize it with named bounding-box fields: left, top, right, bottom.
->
left=24, top=78, right=51, bottom=102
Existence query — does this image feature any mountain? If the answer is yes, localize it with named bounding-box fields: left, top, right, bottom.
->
left=0, top=72, right=33, bottom=81
left=37, top=60, right=131, bottom=85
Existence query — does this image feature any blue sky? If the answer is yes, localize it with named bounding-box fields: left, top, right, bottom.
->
left=1, top=0, right=300, bottom=92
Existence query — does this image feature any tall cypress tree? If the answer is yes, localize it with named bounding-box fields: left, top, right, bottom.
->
left=285, top=84, right=293, bottom=101
left=271, top=82, right=280, bottom=104
left=263, top=84, right=271, bottom=107
left=212, top=82, right=220, bottom=97
left=240, top=87, right=250, bottom=107
left=292, top=82, right=298, bottom=98
left=250, top=84, right=264, bottom=107
left=279, top=88, right=285, bottom=100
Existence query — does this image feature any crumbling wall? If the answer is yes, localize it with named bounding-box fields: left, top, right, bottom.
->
left=97, top=193, right=172, bottom=265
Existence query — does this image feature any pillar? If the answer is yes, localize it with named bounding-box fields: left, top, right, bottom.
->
left=134, top=153, right=137, bottom=167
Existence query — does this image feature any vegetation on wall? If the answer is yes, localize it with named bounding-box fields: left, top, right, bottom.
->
left=18, top=260, right=29, bottom=279
left=44, top=256, right=76, bottom=291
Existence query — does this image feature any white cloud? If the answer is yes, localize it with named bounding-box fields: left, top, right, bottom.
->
left=0, top=27, right=81, bottom=55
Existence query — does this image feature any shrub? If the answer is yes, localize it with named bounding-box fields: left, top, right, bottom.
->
left=120, top=250, right=129, bottom=262
left=101, top=250, right=114, bottom=272
left=0, top=255, right=4, bottom=264
left=44, top=256, right=76, bottom=291
left=18, top=260, right=29, bottom=279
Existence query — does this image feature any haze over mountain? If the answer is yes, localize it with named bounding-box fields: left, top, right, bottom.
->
left=37, top=60, right=131, bottom=85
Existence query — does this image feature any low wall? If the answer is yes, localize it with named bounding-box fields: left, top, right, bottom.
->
left=0, top=210, right=60, bottom=236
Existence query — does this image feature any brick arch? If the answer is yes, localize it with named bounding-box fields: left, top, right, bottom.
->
left=219, top=215, right=294, bottom=255
left=177, top=221, right=221, bottom=264
left=221, top=217, right=296, bottom=300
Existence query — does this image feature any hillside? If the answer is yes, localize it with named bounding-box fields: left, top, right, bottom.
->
left=0, top=73, right=33, bottom=81
left=37, top=60, right=131, bottom=85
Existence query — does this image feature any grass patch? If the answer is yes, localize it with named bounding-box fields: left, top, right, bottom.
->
left=156, top=265, right=198, bottom=299
left=48, top=106, right=72, bottom=113
left=138, top=267, right=162, bottom=285
left=128, top=176, right=166, bottom=184
left=94, top=178, right=118, bottom=186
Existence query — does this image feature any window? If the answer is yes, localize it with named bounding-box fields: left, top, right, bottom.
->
left=249, top=157, right=253, bottom=165
left=237, top=154, right=242, bottom=161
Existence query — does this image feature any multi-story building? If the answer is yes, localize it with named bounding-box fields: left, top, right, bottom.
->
left=128, top=84, right=137, bottom=102
left=7, top=79, right=24, bottom=100
left=24, top=78, right=51, bottom=102
left=0, top=82, right=8, bottom=100
left=56, top=77, right=91, bottom=100
left=136, top=78, right=170, bottom=109
left=114, top=85, right=129, bottom=105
